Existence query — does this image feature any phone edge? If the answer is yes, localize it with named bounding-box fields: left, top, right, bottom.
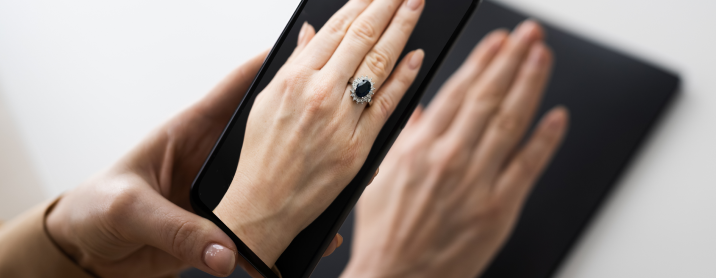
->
left=190, top=0, right=311, bottom=277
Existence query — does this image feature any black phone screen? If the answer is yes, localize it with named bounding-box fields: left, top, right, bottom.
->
left=191, top=0, right=480, bottom=276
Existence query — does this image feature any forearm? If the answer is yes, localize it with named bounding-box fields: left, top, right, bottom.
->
left=0, top=197, right=94, bottom=278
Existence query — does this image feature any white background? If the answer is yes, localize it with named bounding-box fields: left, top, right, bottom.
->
left=0, top=0, right=714, bottom=277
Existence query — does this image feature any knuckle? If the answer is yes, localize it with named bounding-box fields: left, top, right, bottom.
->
left=432, top=144, right=468, bottom=176
left=513, top=155, right=538, bottom=177
left=372, top=96, right=394, bottom=122
left=350, top=20, right=378, bottom=45
left=280, top=67, right=312, bottom=93
left=365, top=48, right=393, bottom=79
left=397, top=147, right=429, bottom=174
left=338, top=141, right=362, bottom=170
left=305, top=94, right=329, bottom=116
left=473, top=199, right=507, bottom=223
left=325, top=14, right=351, bottom=36
left=167, top=220, right=202, bottom=261
left=396, top=15, right=414, bottom=32
left=104, top=186, right=141, bottom=226
left=283, top=75, right=303, bottom=92
left=304, top=83, right=333, bottom=115
left=474, top=85, right=503, bottom=106
left=494, top=113, right=525, bottom=134
left=396, top=68, right=415, bottom=88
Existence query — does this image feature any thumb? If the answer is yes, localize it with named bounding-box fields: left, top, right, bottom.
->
left=120, top=188, right=238, bottom=277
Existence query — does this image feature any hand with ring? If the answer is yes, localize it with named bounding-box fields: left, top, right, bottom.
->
left=212, top=0, right=427, bottom=268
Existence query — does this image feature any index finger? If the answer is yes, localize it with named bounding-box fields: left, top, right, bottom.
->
left=494, top=107, right=569, bottom=208
left=355, top=49, right=424, bottom=141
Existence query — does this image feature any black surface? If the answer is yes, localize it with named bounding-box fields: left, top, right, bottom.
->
left=185, top=1, right=679, bottom=277
left=189, top=0, right=480, bottom=277
left=462, top=3, right=679, bottom=278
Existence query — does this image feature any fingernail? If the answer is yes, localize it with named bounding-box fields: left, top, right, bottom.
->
left=298, top=21, right=308, bottom=44
left=515, top=20, right=538, bottom=42
left=408, top=49, right=424, bottom=70
left=336, top=234, right=344, bottom=247
left=407, top=0, right=422, bottom=10
left=488, top=31, right=507, bottom=52
left=369, top=168, right=380, bottom=184
left=204, top=244, right=235, bottom=275
left=528, top=43, right=547, bottom=66
left=546, top=107, right=567, bottom=131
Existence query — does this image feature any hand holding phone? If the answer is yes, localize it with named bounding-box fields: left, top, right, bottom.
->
left=212, top=0, right=425, bottom=267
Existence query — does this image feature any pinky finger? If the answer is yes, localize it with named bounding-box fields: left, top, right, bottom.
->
left=286, top=22, right=317, bottom=65
left=494, top=106, right=569, bottom=207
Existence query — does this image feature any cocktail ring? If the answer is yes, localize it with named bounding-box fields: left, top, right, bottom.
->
left=350, top=75, right=375, bottom=104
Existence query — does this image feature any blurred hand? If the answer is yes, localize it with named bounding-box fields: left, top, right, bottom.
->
left=342, top=21, right=569, bottom=278
left=44, top=51, right=341, bottom=278
left=213, top=0, right=426, bottom=267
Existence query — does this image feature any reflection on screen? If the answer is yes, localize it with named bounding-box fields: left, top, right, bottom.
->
left=197, top=0, right=475, bottom=211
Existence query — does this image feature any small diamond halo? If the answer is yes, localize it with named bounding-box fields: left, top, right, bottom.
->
left=350, top=75, right=375, bottom=104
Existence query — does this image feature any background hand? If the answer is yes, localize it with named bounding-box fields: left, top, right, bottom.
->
left=342, top=21, right=569, bottom=278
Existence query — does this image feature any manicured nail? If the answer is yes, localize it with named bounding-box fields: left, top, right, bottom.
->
left=546, top=107, right=567, bottom=131
left=336, top=234, right=344, bottom=247
left=204, top=244, right=235, bottom=275
left=407, top=0, right=423, bottom=10
left=515, top=20, right=538, bottom=42
left=298, top=21, right=308, bottom=45
left=408, top=49, right=424, bottom=70
left=369, top=168, right=380, bottom=184
left=488, top=31, right=507, bottom=52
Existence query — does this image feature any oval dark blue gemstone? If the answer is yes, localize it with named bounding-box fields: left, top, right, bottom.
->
left=355, top=80, right=371, bottom=98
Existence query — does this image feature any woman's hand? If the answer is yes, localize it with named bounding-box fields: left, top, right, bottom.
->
left=341, top=21, right=569, bottom=278
left=213, top=0, right=426, bottom=267
left=44, top=51, right=341, bottom=278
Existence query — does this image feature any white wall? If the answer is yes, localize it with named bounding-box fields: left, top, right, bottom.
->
left=0, top=0, right=300, bottom=200
left=1, top=0, right=715, bottom=277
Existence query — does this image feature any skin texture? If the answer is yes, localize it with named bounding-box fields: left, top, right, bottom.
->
left=213, top=0, right=427, bottom=267
left=43, top=4, right=562, bottom=278
left=341, top=21, right=570, bottom=278
left=44, top=52, right=342, bottom=278
left=46, top=0, right=424, bottom=276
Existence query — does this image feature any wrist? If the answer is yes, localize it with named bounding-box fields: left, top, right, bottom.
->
left=341, top=265, right=401, bottom=278
left=45, top=194, right=84, bottom=265
left=213, top=172, right=306, bottom=266
left=341, top=254, right=426, bottom=278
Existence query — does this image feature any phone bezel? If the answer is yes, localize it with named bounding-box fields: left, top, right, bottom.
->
left=189, top=0, right=483, bottom=277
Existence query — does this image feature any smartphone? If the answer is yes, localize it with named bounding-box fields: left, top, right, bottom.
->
left=190, top=0, right=481, bottom=277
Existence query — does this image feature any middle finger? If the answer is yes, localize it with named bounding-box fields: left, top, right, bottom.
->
left=440, top=21, right=544, bottom=148
left=341, top=0, right=425, bottom=113
left=322, top=0, right=412, bottom=81
left=471, top=42, right=553, bottom=181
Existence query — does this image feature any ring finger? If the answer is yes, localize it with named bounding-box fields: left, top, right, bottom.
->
left=341, top=0, right=425, bottom=116
left=328, top=0, right=423, bottom=93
